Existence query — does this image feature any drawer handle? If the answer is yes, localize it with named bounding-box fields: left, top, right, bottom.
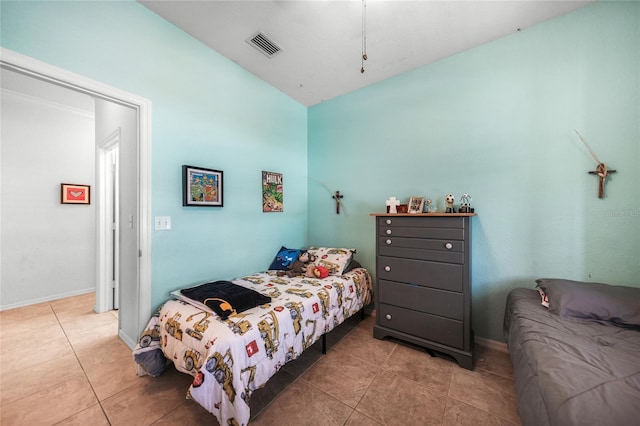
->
left=386, top=239, right=392, bottom=245
left=384, top=266, right=391, bottom=272
left=386, top=219, right=392, bottom=225
left=385, top=314, right=392, bottom=320
left=445, top=242, right=453, bottom=250
left=386, top=229, right=392, bottom=235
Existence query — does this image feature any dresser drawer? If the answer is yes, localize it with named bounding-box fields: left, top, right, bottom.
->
left=378, top=244, right=463, bottom=264
left=379, top=217, right=464, bottom=229
left=379, top=226, right=464, bottom=240
left=377, top=256, right=463, bottom=292
left=378, top=280, right=463, bottom=320
left=378, top=236, right=462, bottom=251
left=378, top=303, right=463, bottom=349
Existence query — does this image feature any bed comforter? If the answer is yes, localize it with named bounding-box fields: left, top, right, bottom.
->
left=504, top=288, right=640, bottom=426
left=134, top=268, right=372, bottom=425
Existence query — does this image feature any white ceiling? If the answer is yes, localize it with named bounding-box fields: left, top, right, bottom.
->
left=139, top=0, right=595, bottom=106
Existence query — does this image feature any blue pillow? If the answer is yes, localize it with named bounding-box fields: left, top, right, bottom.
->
left=269, top=246, right=303, bottom=270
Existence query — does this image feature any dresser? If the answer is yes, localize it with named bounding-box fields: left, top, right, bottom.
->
left=370, top=213, right=475, bottom=370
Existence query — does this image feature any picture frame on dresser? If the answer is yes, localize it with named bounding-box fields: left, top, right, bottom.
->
left=408, top=196, right=424, bottom=214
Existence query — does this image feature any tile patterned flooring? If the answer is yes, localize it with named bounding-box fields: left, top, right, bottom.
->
left=0, top=293, right=521, bottom=425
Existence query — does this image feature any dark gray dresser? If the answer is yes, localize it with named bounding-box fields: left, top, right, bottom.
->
left=371, top=213, right=475, bottom=370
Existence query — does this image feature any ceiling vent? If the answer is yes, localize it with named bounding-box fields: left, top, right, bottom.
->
left=247, top=32, right=282, bottom=58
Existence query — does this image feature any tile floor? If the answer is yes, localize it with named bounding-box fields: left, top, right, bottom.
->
left=0, top=293, right=521, bottom=425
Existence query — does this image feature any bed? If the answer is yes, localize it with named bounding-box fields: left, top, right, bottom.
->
left=504, top=278, right=640, bottom=426
left=133, top=246, right=372, bottom=426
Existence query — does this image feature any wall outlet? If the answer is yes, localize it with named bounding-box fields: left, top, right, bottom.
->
left=154, top=216, right=171, bottom=231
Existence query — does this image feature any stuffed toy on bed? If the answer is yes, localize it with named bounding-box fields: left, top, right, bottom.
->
left=279, top=251, right=316, bottom=277
left=306, top=265, right=329, bottom=279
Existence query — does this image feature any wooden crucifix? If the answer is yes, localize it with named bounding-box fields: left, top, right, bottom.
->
left=332, top=191, right=344, bottom=214
left=589, top=163, right=616, bottom=199
left=575, top=130, right=617, bottom=199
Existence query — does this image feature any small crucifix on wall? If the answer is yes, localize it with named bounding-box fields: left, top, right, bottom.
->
left=575, top=130, right=617, bottom=199
left=332, top=191, right=344, bottom=214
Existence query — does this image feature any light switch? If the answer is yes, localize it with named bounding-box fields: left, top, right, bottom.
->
left=155, top=216, right=171, bottom=231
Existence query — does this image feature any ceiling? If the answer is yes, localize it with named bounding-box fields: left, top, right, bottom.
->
left=139, top=0, right=595, bottom=106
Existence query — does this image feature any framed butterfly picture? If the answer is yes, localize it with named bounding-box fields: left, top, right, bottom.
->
left=61, top=183, right=90, bottom=205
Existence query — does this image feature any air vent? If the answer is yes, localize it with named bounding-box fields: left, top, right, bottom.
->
left=247, top=32, right=282, bottom=58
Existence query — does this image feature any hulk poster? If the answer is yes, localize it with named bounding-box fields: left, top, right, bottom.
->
left=262, top=171, right=283, bottom=212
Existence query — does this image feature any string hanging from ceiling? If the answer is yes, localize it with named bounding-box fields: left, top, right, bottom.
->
left=361, top=0, right=368, bottom=73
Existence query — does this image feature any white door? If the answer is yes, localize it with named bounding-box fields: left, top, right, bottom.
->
left=95, top=101, right=141, bottom=348
left=95, top=99, right=140, bottom=347
left=97, top=130, right=120, bottom=312
left=109, top=147, right=120, bottom=310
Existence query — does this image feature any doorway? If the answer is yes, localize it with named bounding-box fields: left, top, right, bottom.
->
left=0, top=47, right=152, bottom=349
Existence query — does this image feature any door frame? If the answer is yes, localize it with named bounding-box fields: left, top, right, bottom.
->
left=0, top=47, right=152, bottom=349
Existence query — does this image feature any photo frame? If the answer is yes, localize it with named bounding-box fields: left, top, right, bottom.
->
left=183, top=165, right=223, bottom=207
left=61, top=183, right=90, bottom=204
left=408, top=196, right=425, bottom=214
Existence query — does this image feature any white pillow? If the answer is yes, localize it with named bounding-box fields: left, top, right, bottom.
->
left=307, top=247, right=355, bottom=276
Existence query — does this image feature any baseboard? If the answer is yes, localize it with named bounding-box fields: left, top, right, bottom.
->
left=0, top=288, right=95, bottom=311
left=474, top=336, right=509, bottom=353
left=119, top=329, right=137, bottom=351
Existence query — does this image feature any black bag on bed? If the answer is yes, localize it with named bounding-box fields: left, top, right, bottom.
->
left=180, top=280, right=271, bottom=320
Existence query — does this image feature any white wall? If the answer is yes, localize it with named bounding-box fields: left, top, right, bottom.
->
left=1, top=88, right=96, bottom=309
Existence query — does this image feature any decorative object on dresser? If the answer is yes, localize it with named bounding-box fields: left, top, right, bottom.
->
left=458, top=193, right=474, bottom=213
left=425, top=198, right=436, bottom=213
left=408, top=196, right=425, bottom=214
left=370, top=212, right=476, bottom=370
left=386, top=196, right=400, bottom=214
left=444, top=194, right=455, bottom=213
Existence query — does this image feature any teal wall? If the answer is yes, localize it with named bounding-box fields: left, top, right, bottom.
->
left=308, top=1, right=640, bottom=340
left=0, top=1, right=308, bottom=310
left=2, top=1, right=638, bottom=341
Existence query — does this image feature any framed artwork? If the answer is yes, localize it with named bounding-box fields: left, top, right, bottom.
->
left=262, top=171, right=283, bottom=212
left=61, top=183, right=90, bottom=204
left=183, top=165, right=223, bottom=207
left=408, top=196, right=425, bottom=214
